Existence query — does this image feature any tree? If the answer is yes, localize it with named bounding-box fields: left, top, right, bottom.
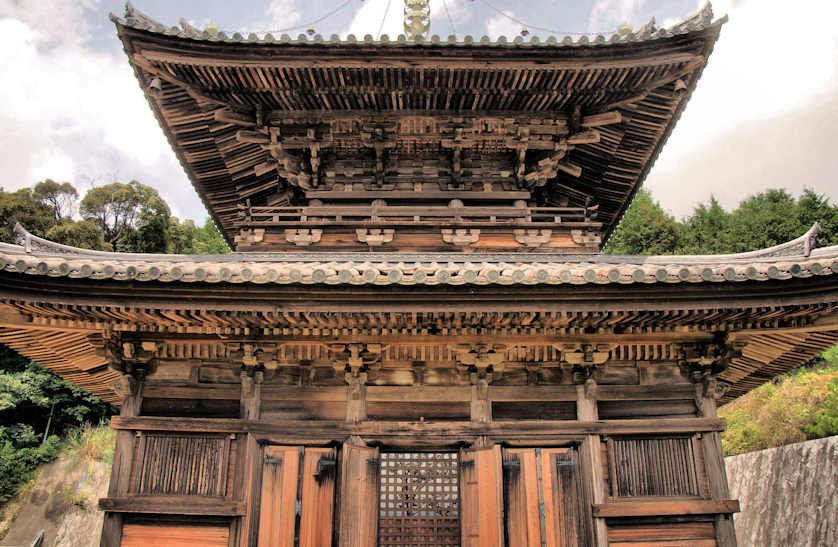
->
left=678, top=196, right=731, bottom=254
left=604, top=189, right=680, bottom=255
left=32, top=179, right=78, bottom=221
left=0, top=188, right=56, bottom=244
left=79, top=180, right=170, bottom=252
left=45, top=220, right=112, bottom=251
left=192, top=218, right=229, bottom=254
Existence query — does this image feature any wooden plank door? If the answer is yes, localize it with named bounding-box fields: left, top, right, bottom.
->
left=258, top=446, right=300, bottom=547
left=336, top=443, right=380, bottom=547
left=299, top=447, right=337, bottom=547
left=460, top=445, right=503, bottom=547
left=258, top=446, right=337, bottom=547
left=502, top=447, right=593, bottom=547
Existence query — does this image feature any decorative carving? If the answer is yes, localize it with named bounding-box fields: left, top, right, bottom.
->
left=571, top=229, right=602, bottom=247
left=356, top=228, right=395, bottom=246
left=450, top=343, right=507, bottom=374
left=285, top=228, right=322, bottom=246
left=558, top=343, right=615, bottom=385
left=107, top=338, right=162, bottom=378
left=514, top=229, right=552, bottom=248
left=677, top=337, right=745, bottom=382
left=702, top=375, right=730, bottom=401
left=326, top=343, right=387, bottom=377
left=441, top=229, right=480, bottom=247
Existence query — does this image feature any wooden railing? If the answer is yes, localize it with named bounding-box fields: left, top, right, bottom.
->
left=237, top=204, right=599, bottom=227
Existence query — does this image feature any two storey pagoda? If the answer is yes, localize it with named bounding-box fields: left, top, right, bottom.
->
left=1, top=3, right=837, bottom=546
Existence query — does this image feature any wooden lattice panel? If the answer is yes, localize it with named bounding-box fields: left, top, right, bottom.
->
left=610, top=437, right=702, bottom=498
left=130, top=433, right=231, bottom=496
left=378, top=452, right=460, bottom=547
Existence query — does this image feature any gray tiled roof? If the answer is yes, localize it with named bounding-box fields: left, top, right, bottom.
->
left=111, top=2, right=721, bottom=48
left=2, top=223, right=835, bottom=287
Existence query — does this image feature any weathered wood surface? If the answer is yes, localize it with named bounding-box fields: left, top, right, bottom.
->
left=459, top=445, right=503, bottom=547
left=110, top=416, right=727, bottom=436
left=120, top=523, right=230, bottom=547
left=594, top=499, right=740, bottom=517
left=98, top=497, right=245, bottom=515
left=336, top=442, right=379, bottom=547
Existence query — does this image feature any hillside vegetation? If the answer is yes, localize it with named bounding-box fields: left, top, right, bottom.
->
left=720, top=347, right=838, bottom=456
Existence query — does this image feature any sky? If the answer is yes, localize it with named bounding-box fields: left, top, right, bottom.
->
left=0, top=0, right=836, bottom=222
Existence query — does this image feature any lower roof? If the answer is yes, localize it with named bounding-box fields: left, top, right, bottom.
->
left=0, top=223, right=836, bottom=406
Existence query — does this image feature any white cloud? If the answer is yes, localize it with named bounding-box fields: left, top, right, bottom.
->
left=266, top=0, right=302, bottom=32
left=485, top=10, right=520, bottom=39
left=0, top=1, right=205, bottom=220
left=588, top=0, right=647, bottom=33
left=646, top=0, right=838, bottom=215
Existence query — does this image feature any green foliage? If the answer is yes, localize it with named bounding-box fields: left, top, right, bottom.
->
left=0, top=346, right=113, bottom=503
left=79, top=180, right=170, bottom=251
left=719, top=358, right=838, bottom=456
left=604, top=190, right=680, bottom=254
left=45, top=220, right=112, bottom=251
left=0, top=189, right=55, bottom=243
left=65, top=423, right=116, bottom=466
left=32, top=180, right=78, bottom=221
left=606, top=187, right=838, bottom=255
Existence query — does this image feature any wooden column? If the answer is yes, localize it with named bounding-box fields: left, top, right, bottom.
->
left=345, top=370, right=368, bottom=423
left=577, top=381, right=608, bottom=547
left=697, top=379, right=737, bottom=547
left=100, top=374, right=143, bottom=547
left=241, top=369, right=263, bottom=420
left=237, top=433, right=263, bottom=547
left=470, top=374, right=492, bottom=423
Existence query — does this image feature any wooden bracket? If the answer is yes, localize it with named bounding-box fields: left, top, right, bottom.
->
left=284, top=228, right=322, bottom=246
left=514, top=229, right=552, bottom=248
left=441, top=228, right=480, bottom=247
left=234, top=228, right=265, bottom=244
left=356, top=228, right=394, bottom=246
left=571, top=229, right=602, bottom=247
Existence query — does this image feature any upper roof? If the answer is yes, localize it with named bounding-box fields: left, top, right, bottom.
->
left=111, top=3, right=725, bottom=247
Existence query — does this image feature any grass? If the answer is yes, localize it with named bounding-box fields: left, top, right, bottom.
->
left=64, top=423, right=115, bottom=468
left=720, top=348, right=838, bottom=456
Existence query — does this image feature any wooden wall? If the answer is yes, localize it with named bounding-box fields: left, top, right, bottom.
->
left=99, top=357, right=738, bottom=547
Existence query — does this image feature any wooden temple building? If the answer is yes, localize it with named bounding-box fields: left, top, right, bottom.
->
left=1, top=3, right=838, bottom=546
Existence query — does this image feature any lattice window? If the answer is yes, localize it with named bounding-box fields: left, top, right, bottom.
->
left=378, top=452, right=460, bottom=547
left=131, top=433, right=231, bottom=496
left=610, top=436, right=703, bottom=497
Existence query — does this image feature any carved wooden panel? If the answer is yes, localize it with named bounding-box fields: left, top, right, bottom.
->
left=129, top=433, right=231, bottom=497
left=609, top=437, right=703, bottom=498
left=378, top=452, right=460, bottom=547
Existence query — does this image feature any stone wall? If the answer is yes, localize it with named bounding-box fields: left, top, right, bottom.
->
left=725, top=435, right=837, bottom=547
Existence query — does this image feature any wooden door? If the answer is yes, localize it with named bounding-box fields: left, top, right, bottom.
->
left=258, top=446, right=337, bottom=547
left=502, top=447, right=593, bottom=547
left=336, top=443, right=380, bottom=547
left=459, top=445, right=503, bottom=547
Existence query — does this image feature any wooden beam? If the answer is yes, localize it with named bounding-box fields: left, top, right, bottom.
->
left=110, top=416, right=727, bottom=437
left=99, top=496, right=246, bottom=516
left=593, top=499, right=740, bottom=518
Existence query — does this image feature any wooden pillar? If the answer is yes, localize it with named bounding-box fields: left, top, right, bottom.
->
left=470, top=374, right=491, bottom=423
left=100, top=374, right=143, bottom=547
left=346, top=370, right=368, bottom=423
left=697, top=380, right=737, bottom=547
left=241, top=369, right=263, bottom=420
left=577, top=381, right=608, bottom=547
left=236, top=433, right=263, bottom=547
